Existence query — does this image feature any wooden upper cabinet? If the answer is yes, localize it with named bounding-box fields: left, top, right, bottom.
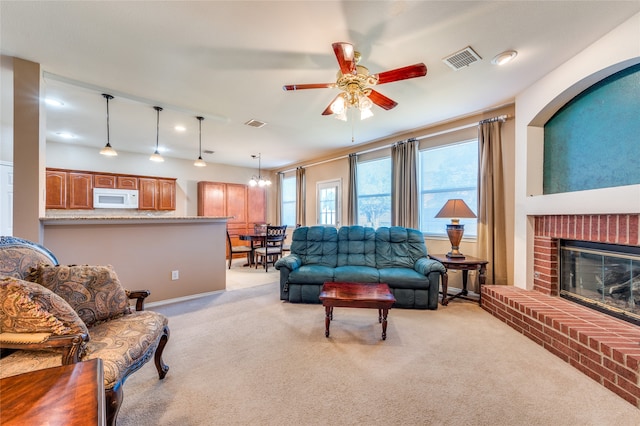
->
left=247, top=186, right=266, bottom=225
left=138, top=178, right=158, bottom=210
left=226, top=184, right=247, bottom=224
left=45, top=168, right=174, bottom=211
left=93, top=174, right=116, bottom=188
left=68, top=172, right=93, bottom=209
left=117, top=176, right=138, bottom=190
left=157, top=179, right=176, bottom=210
left=198, top=182, right=226, bottom=216
left=46, top=170, right=67, bottom=209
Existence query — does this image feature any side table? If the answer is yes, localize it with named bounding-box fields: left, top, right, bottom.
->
left=0, top=358, right=105, bottom=425
left=429, top=254, right=489, bottom=306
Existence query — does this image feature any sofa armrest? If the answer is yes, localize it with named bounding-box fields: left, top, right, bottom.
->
left=127, top=290, right=151, bottom=312
left=414, top=257, right=447, bottom=276
left=274, top=254, right=302, bottom=271
left=0, top=332, right=88, bottom=364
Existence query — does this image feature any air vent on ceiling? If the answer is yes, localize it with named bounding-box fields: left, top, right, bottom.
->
left=203, top=150, right=214, bottom=155
left=244, top=119, right=267, bottom=128
left=443, top=46, right=482, bottom=71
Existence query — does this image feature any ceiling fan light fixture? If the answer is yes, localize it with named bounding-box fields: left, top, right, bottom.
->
left=100, top=93, right=117, bottom=156
left=150, top=106, right=164, bottom=162
left=330, top=95, right=346, bottom=114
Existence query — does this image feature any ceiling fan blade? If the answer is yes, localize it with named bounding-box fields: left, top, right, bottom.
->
left=368, top=90, right=398, bottom=110
left=332, top=42, right=357, bottom=75
left=283, top=83, right=335, bottom=91
left=375, top=63, right=427, bottom=85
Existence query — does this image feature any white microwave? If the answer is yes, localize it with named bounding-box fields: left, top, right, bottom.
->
left=93, top=188, right=139, bottom=209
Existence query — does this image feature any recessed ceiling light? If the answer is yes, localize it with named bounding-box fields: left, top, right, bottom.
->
left=491, top=50, right=518, bottom=66
left=174, top=125, right=186, bottom=132
left=45, top=98, right=64, bottom=107
left=56, top=132, right=74, bottom=139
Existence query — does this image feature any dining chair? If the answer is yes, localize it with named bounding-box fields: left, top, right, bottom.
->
left=282, top=224, right=301, bottom=254
left=226, top=230, right=253, bottom=269
left=254, top=225, right=287, bottom=272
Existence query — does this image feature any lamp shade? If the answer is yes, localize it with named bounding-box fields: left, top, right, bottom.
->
left=435, top=199, right=477, bottom=221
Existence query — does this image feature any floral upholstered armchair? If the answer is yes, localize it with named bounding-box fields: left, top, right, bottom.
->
left=0, top=236, right=170, bottom=426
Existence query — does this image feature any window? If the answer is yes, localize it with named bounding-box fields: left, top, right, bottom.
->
left=356, top=157, right=391, bottom=227
left=419, top=140, right=478, bottom=237
left=281, top=175, right=296, bottom=227
left=317, top=179, right=341, bottom=226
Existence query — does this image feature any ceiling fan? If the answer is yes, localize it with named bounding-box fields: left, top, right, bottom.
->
left=283, top=42, right=427, bottom=120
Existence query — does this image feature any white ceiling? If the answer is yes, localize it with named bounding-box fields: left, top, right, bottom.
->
left=2, top=1, right=639, bottom=169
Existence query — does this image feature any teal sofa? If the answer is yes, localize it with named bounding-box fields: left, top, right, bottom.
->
left=274, top=225, right=446, bottom=309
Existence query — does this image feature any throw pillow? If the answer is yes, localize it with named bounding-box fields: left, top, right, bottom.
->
left=0, top=276, right=88, bottom=336
left=29, top=264, right=130, bottom=327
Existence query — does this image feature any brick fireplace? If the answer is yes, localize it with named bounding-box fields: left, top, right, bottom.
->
left=482, top=214, right=640, bottom=408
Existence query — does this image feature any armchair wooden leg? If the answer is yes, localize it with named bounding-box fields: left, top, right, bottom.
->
left=154, top=325, right=170, bottom=379
left=105, top=386, right=123, bottom=426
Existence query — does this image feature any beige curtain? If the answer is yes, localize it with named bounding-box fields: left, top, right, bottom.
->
left=478, top=120, right=508, bottom=285
left=276, top=172, right=283, bottom=225
left=347, top=153, right=358, bottom=225
left=391, top=139, right=419, bottom=229
left=295, top=167, right=306, bottom=226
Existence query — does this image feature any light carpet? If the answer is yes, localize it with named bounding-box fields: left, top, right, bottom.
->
left=118, top=280, right=640, bottom=426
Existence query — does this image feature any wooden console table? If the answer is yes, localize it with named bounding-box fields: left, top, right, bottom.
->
left=429, top=254, right=489, bottom=306
left=0, top=358, right=105, bottom=425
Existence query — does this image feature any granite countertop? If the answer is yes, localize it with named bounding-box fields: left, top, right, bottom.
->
left=41, top=216, right=231, bottom=225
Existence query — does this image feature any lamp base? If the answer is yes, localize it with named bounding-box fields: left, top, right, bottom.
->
left=445, top=223, right=466, bottom=259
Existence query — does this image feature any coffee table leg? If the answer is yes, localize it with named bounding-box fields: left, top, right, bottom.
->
left=381, top=308, right=389, bottom=340
left=324, top=305, right=331, bottom=337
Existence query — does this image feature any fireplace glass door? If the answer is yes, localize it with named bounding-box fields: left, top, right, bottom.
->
left=560, top=240, right=640, bottom=325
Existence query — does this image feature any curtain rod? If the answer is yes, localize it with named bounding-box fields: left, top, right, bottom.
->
left=279, top=114, right=509, bottom=173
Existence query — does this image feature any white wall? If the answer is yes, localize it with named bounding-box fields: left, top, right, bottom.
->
left=514, top=12, right=640, bottom=289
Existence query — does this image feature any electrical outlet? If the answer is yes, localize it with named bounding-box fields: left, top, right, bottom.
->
left=171, top=270, right=179, bottom=280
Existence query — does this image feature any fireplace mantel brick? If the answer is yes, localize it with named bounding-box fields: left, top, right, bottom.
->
left=482, top=285, right=640, bottom=408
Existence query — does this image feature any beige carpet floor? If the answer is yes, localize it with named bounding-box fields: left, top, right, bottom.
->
left=118, top=277, right=640, bottom=426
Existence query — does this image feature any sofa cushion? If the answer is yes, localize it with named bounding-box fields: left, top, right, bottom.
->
left=288, top=264, right=335, bottom=284
left=333, top=265, right=380, bottom=283
left=0, top=276, right=88, bottom=336
left=337, top=226, right=376, bottom=267
left=290, top=226, right=338, bottom=267
left=84, top=310, right=168, bottom=389
left=28, top=264, right=131, bottom=327
left=375, top=227, right=427, bottom=269
left=379, top=267, right=430, bottom=290
left=0, top=239, right=57, bottom=280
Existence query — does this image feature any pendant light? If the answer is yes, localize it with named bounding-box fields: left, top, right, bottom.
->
left=149, top=106, right=164, bottom=162
left=249, top=153, right=271, bottom=187
left=99, top=94, right=117, bottom=156
left=194, top=116, right=206, bottom=167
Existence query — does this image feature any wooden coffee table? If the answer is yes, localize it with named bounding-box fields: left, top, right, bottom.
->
left=319, top=282, right=396, bottom=340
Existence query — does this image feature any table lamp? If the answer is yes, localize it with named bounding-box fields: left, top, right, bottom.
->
left=434, top=199, right=477, bottom=259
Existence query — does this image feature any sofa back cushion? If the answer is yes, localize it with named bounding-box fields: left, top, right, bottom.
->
left=0, top=276, right=88, bottom=336
left=28, top=264, right=131, bottom=327
left=289, top=226, right=338, bottom=267
left=375, top=227, right=428, bottom=269
left=337, top=226, right=376, bottom=267
left=0, top=236, right=58, bottom=280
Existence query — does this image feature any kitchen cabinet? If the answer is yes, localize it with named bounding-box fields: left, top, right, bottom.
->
left=46, top=168, right=174, bottom=211
left=45, top=170, right=67, bottom=209
left=139, top=177, right=177, bottom=211
left=94, top=174, right=138, bottom=190
left=68, top=172, right=93, bottom=209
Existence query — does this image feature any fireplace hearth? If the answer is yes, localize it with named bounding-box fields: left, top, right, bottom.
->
left=560, top=240, right=640, bottom=325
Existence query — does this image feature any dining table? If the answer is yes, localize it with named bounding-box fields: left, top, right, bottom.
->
left=238, top=232, right=266, bottom=266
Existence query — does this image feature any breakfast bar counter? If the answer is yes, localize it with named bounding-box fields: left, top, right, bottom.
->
left=40, top=216, right=230, bottom=303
